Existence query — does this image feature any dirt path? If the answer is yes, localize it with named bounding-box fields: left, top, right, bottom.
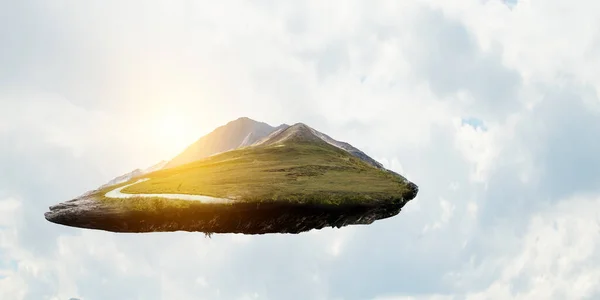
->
left=105, top=179, right=232, bottom=203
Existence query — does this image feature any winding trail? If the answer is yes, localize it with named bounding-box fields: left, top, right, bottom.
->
left=105, top=179, right=232, bottom=203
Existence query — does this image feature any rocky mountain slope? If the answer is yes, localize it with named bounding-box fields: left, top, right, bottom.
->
left=165, top=117, right=387, bottom=171
left=164, top=117, right=282, bottom=169
left=254, top=122, right=384, bottom=169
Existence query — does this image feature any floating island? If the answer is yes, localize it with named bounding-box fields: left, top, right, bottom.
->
left=45, top=118, right=418, bottom=234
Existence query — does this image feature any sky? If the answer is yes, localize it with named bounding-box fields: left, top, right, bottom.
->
left=1, top=0, right=600, bottom=299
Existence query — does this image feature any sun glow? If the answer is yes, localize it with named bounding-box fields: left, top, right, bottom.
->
left=153, top=113, right=192, bottom=159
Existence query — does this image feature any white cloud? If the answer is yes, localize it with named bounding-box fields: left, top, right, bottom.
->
left=460, top=194, right=600, bottom=299
left=0, top=274, right=27, bottom=300
left=0, top=198, right=20, bottom=226
left=466, top=202, right=478, bottom=218
left=1, top=0, right=600, bottom=299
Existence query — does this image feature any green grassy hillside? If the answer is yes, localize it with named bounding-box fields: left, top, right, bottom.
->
left=119, top=139, right=414, bottom=205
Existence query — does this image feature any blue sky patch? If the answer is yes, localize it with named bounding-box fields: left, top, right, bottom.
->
left=461, top=117, right=487, bottom=131
left=504, top=0, right=518, bottom=8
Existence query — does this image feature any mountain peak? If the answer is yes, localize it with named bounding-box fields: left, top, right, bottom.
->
left=227, top=116, right=259, bottom=126
left=290, top=122, right=310, bottom=129
left=234, top=116, right=253, bottom=122
left=256, top=122, right=324, bottom=146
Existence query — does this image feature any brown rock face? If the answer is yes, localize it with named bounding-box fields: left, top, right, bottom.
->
left=44, top=197, right=413, bottom=234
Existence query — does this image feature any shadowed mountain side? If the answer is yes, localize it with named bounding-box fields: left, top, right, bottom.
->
left=254, top=123, right=384, bottom=169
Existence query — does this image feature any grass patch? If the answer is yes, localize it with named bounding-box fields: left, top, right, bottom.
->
left=111, top=141, right=411, bottom=205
